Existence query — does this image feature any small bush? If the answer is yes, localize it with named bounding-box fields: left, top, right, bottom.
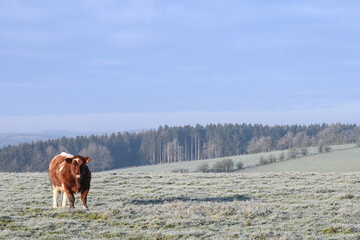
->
left=257, top=155, right=276, bottom=166
left=222, top=158, right=234, bottom=172
left=278, top=152, right=285, bottom=161
left=172, top=168, right=189, bottom=173
left=324, top=146, right=332, bottom=152
left=287, top=148, right=298, bottom=159
left=211, top=158, right=234, bottom=172
left=236, top=161, right=244, bottom=170
left=211, top=160, right=225, bottom=172
left=196, top=162, right=209, bottom=173
left=258, top=156, right=269, bottom=166
left=299, top=147, right=309, bottom=156
left=267, top=155, right=276, bottom=163
left=318, top=144, right=323, bottom=153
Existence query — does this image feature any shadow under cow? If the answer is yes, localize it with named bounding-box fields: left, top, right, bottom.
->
left=126, top=194, right=250, bottom=205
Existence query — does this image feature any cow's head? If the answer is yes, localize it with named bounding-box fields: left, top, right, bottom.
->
left=66, top=155, right=91, bottom=180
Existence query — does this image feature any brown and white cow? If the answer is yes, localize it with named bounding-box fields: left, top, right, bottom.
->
left=48, top=152, right=91, bottom=209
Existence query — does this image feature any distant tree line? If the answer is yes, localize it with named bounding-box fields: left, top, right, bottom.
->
left=0, top=123, right=359, bottom=172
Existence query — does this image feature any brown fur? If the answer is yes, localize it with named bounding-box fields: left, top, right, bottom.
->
left=48, top=153, right=91, bottom=209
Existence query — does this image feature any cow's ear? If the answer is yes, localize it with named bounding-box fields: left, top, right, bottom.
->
left=65, top=158, right=73, bottom=164
left=85, top=157, right=91, bottom=163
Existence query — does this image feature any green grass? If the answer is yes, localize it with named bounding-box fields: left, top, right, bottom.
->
left=245, top=146, right=360, bottom=173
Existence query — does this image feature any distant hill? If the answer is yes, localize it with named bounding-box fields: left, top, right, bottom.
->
left=0, top=132, right=69, bottom=147
left=0, top=130, right=115, bottom=147
left=0, top=131, right=83, bottom=147
left=244, top=146, right=360, bottom=173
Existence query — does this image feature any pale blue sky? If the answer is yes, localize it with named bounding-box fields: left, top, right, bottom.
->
left=1, top=0, right=360, bottom=132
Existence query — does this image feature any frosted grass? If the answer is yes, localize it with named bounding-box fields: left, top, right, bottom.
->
left=1, top=170, right=360, bottom=239
left=115, top=144, right=355, bottom=173
left=245, top=146, right=360, bottom=173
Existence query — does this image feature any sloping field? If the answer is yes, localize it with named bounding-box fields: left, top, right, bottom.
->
left=1, top=171, right=360, bottom=239
left=116, top=144, right=355, bottom=173
left=116, top=150, right=286, bottom=173
left=245, top=147, right=360, bottom=173
left=114, top=150, right=285, bottom=173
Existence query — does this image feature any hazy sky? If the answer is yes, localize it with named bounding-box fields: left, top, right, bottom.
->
left=1, top=0, right=360, bottom=132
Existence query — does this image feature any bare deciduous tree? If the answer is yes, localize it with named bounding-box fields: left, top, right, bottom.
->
left=247, top=137, right=272, bottom=154
left=80, top=143, right=114, bottom=172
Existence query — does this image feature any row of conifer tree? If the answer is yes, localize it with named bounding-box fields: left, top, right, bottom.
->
left=0, top=123, right=359, bottom=172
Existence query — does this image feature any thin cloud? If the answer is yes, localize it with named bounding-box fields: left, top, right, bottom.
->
left=0, top=82, right=31, bottom=88
left=81, top=0, right=156, bottom=24
left=345, top=60, right=360, bottom=65
left=87, top=58, right=126, bottom=67
left=2, top=104, right=360, bottom=133
left=0, top=1, right=49, bottom=22
left=290, top=4, right=360, bottom=18
left=0, top=30, right=60, bottom=44
left=107, top=31, right=156, bottom=47
left=0, top=49, right=64, bottom=59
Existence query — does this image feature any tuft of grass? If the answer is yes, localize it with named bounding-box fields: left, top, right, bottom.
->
left=0, top=217, right=14, bottom=228
left=54, top=210, right=109, bottom=221
left=338, top=193, right=355, bottom=200
left=322, top=226, right=338, bottom=234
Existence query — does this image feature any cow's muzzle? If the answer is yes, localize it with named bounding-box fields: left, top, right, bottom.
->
left=75, top=175, right=81, bottom=179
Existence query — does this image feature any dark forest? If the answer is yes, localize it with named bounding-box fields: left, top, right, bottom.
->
left=0, top=123, right=359, bottom=172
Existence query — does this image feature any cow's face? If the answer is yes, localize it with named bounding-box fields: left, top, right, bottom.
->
left=66, top=155, right=91, bottom=179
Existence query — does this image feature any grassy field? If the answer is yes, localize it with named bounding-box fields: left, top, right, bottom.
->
left=116, top=144, right=356, bottom=173
left=1, top=170, right=360, bottom=239
left=1, top=144, right=359, bottom=239
left=115, top=150, right=289, bottom=173
left=245, top=146, right=360, bottom=173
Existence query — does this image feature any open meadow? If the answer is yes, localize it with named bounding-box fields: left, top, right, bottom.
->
left=1, top=170, right=360, bottom=239
left=116, top=144, right=356, bottom=174
left=245, top=147, right=360, bottom=173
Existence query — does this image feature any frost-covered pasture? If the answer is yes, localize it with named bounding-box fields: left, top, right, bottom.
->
left=116, top=144, right=356, bottom=173
left=1, top=171, right=360, bottom=239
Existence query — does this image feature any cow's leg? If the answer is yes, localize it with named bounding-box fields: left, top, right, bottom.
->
left=61, top=192, right=67, bottom=208
left=65, top=189, right=75, bottom=208
left=81, top=189, right=89, bottom=210
left=52, top=187, right=59, bottom=208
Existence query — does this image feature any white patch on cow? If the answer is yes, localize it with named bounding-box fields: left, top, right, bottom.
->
left=58, top=161, right=65, bottom=173
left=52, top=184, right=66, bottom=208
left=74, top=158, right=80, bottom=162
left=52, top=185, right=59, bottom=208
left=62, top=193, right=67, bottom=208
left=53, top=184, right=65, bottom=192
left=59, top=152, right=74, bottom=158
